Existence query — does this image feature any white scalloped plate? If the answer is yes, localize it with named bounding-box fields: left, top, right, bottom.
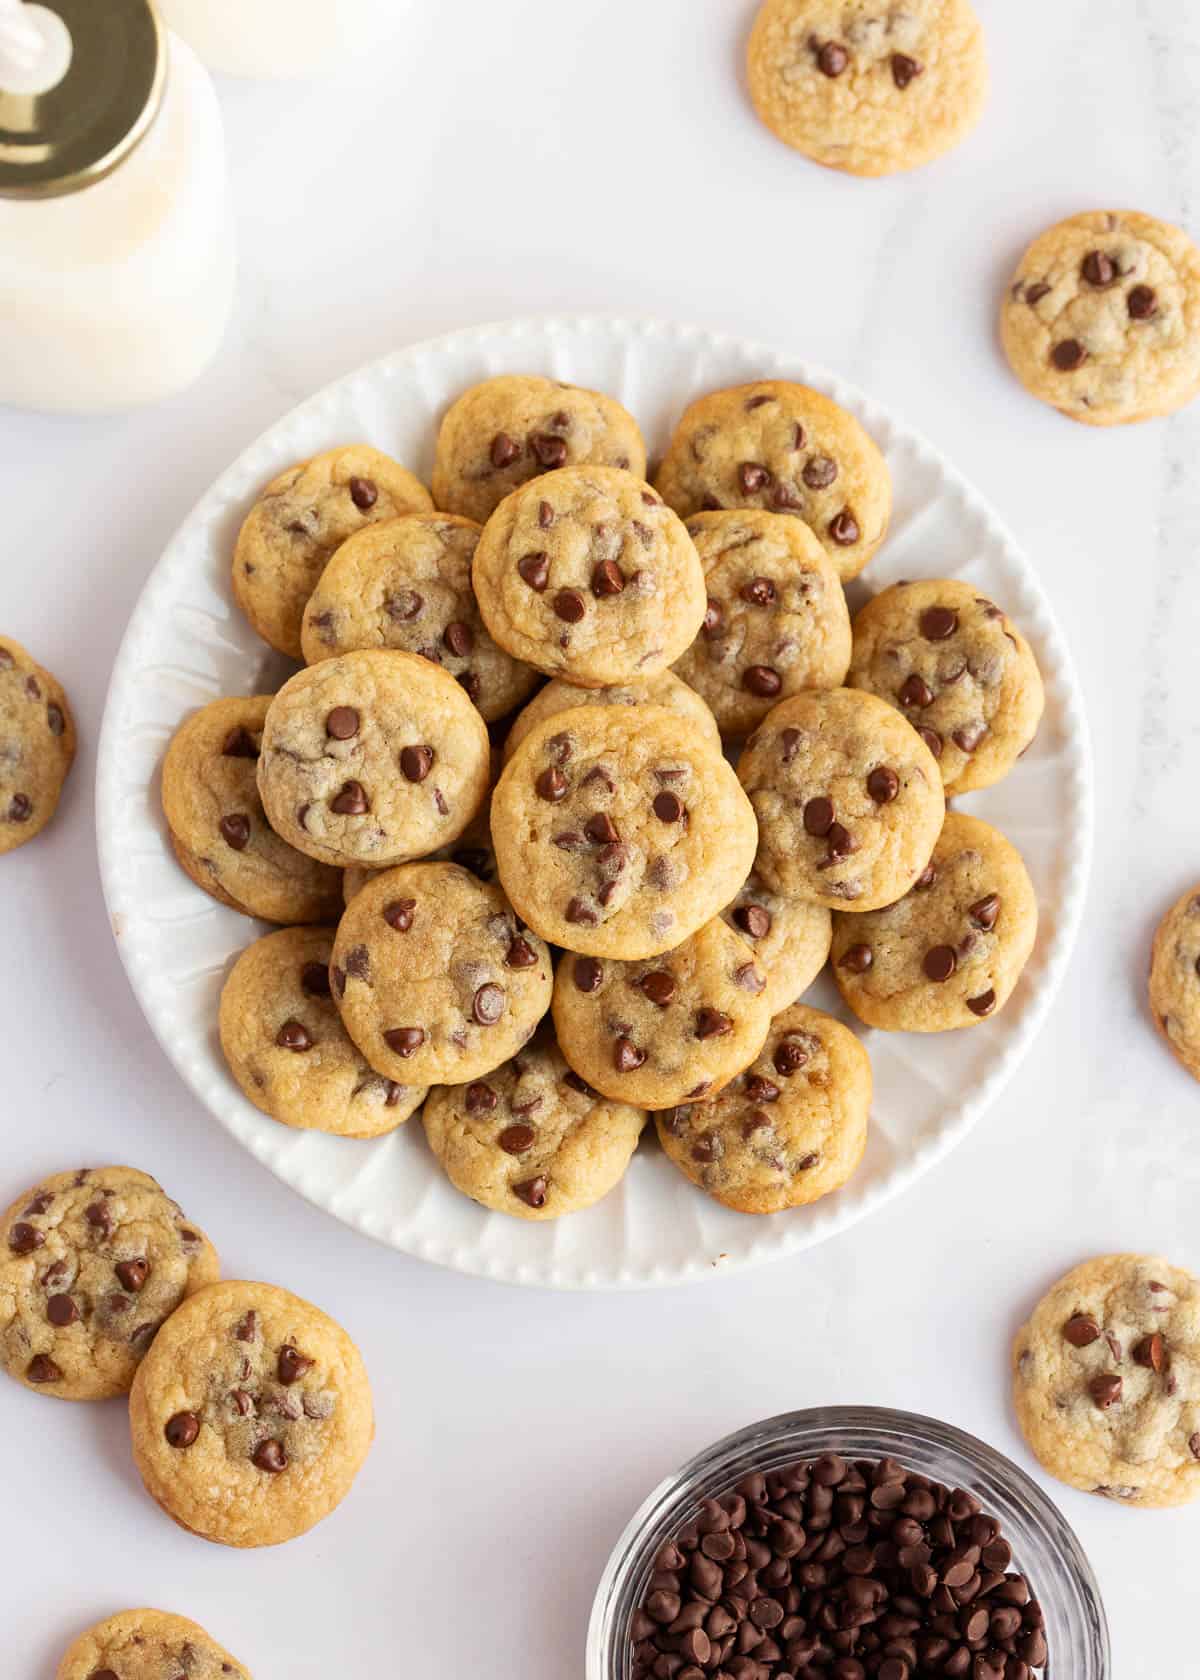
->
left=97, top=317, right=1092, bottom=1290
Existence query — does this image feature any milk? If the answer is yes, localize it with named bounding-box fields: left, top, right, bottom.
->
left=155, top=0, right=380, bottom=79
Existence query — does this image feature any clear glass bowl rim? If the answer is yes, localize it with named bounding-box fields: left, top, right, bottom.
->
left=587, top=1404, right=1110, bottom=1680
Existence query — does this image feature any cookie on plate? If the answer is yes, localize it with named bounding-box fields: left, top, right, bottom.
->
left=747, top=0, right=988, bottom=177
left=492, top=704, right=758, bottom=959
left=654, top=380, right=891, bottom=583
left=162, top=696, right=343, bottom=924
left=830, top=811, right=1038, bottom=1030
left=257, top=649, right=490, bottom=869
left=422, top=1036, right=645, bottom=1220
left=298, top=513, right=539, bottom=723
left=55, top=1608, right=250, bottom=1680
left=219, top=927, right=426, bottom=1137
left=0, top=636, right=76, bottom=855
left=0, top=1167, right=218, bottom=1402
left=331, top=861, right=552, bottom=1087
left=431, top=374, right=647, bottom=524
left=232, top=445, right=432, bottom=659
left=129, top=1279, right=373, bottom=1547
left=471, top=466, right=706, bottom=686
left=656, top=1003, right=870, bottom=1213
left=674, top=509, right=851, bottom=737
left=1149, top=885, right=1200, bottom=1082
left=719, top=874, right=833, bottom=1015
left=847, top=579, right=1044, bottom=794
left=1012, top=1253, right=1200, bottom=1508
left=502, top=670, right=720, bottom=763
left=738, top=687, right=944, bottom=911
left=551, top=919, right=771, bottom=1110
left=1001, top=210, right=1200, bottom=426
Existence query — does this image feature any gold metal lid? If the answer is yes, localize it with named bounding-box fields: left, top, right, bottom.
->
left=0, top=0, right=165, bottom=199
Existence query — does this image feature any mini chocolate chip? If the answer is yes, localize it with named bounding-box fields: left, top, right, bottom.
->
left=330, top=780, right=369, bottom=814
left=585, top=812, right=621, bottom=845
left=828, top=509, right=859, bottom=546
left=952, top=721, right=987, bottom=753
left=165, top=1410, right=200, bottom=1447
left=742, top=575, right=777, bottom=607
left=536, top=767, right=571, bottom=805
left=899, top=673, right=934, bottom=708
left=301, top=961, right=331, bottom=996
left=387, top=589, right=424, bottom=620
left=743, top=666, right=782, bottom=697
left=803, top=455, right=838, bottom=489
left=221, top=726, right=258, bottom=758
left=46, top=1293, right=79, bottom=1326
left=276, top=1019, right=312, bottom=1052
left=400, top=745, right=434, bottom=783
left=1024, top=281, right=1051, bottom=305
left=695, top=1008, right=732, bottom=1039
left=703, top=598, right=724, bottom=636
left=562, top=1071, right=595, bottom=1097
left=640, top=970, right=677, bottom=1007
left=966, top=989, right=996, bottom=1017
left=46, top=703, right=65, bottom=736
left=917, top=725, right=943, bottom=758
left=499, top=1124, right=536, bottom=1154
left=490, top=432, right=520, bottom=468
left=734, top=904, right=772, bottom=940
left=465, top=1083, right=497, bottom=1116
left=867, top=766, right=899, bottom=804
left=653, top=791, right=683, bottom=823
left=592, top=559, right=626, bottom=597
left=505, top=937, right=537, bottom=969
left=1081, top=250, right=1117, bottom=288
left=1051, top=339, right=1087, bottom=371
left=1064, top=1314, right=1101, bottom=1346
left=738, top=462, right=772, bottom=494
left=574, top=957, right=603, bottom=993
left=1190, top=1434, right=1200, bottom=1459
left=383, top=1027, right=426, bottom=1057
left=27, top=1354, right=62, bottom=1383
left=278, top=1345, right=314, bottom=1384
left=85, top=1201, right=111, bottom=1236
left=891, top=51, right=922, bottom=87
left=473, top=983, right=506, bottom=1025
left=800, top=796, right=833, bottom=837
left=325, top=706, right=359, bottom=739
left=8, top=1222, right=44, bottom=1256
left=7, top=791, right=31, bottom=822
left=115, top=1259, right=150, bottom=1292
left=566, top=897, right=598, bottom=925
left=219, top=813, right=250, bottom=850
left=531, top=432, right=568, bottom=468
left=553, top=588, right=586, bottom=623
left=518, top=552, right=550, bottom=591
left=1089, top=1373, right=1123, bottom=1409
left=920, top=606, right=958, bottom=640
left=538, top=499, right=554, bottom=528
left=383, top=897, right=416, bottom=932
left=253, top=1438, right=288, bottom=1472
left=1133, top=1333, right=1165, bottom=1372
left=443, top=621, right=474, bottom=657
left=348, top=476, right=377, bottom=510
left=735, top=963, right=764, bottom=993
left=969, top=894, right=1000, bottom=930
left=839, top=944, right=873, bottom=974
left=1127, top=284, right=1158, bottom=320
left=614, top=1037, right=646, bottom=1072
left=817, top=39, right=848, bottom=75
left=770, top=480, right=802, bottom=511
left=923, top=945, right=957, bottom=982
left=513, top=1175, right=548, bottom=1208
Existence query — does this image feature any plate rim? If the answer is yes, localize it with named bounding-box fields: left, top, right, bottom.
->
left=95, top=311, right=1095, bottom=1291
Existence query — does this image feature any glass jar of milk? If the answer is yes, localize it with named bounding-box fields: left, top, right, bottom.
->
left=0, top=0, right=234, bottom=413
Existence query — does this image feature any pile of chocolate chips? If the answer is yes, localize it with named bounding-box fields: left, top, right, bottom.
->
left=629, top=1456, right=1047, bottom=1680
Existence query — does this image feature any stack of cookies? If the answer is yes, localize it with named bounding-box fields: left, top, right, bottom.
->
left=161, top=372, right=1046, bottom=1223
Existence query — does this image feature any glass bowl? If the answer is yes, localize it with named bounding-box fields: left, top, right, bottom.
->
left=588, top=1406, right=1109, bottom=1679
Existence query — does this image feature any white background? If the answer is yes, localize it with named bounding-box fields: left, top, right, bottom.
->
left=2, top=1, right=1198, bottom=1672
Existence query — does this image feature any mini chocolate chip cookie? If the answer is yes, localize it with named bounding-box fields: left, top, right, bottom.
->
left=129, top=1279, right=373, bottom=1548
left=232, top=445, right=432, bottom=658
left=162, top=696, right=343, bottom=924
left=219, top=927, right=426, bottom=1137
left=55, top=1608, right=250, bottom=1680
left=830, top=811, right=1038, bottom=1030
left=656, top=1003, right=871, bottom=1213
left=0, top=636, right=76, bottom=855
left=431, top=374, right=647, bottom=524
left=472, top=466, right=706, bottom=686
left=492, top=705, right=758, bottom=959
left=719, top=873, right=833, bottom=1015
left=654, top=381, right=891, bottom=583
left=257, top=649, right=490, bottom=869
left=299, top=513, right=539, bottom=722
left=502, top=669, right=721, bottom=763
left=0, top=1167, right=219, bottom=1402
left=1013, top=1254, right=1200, bottom=1508
left=422, top=1036, right=645, bottom=1220
left=1149, top=885, right=1200, bottom=1082
left=738, top=687, right=943, bottom=910
left=674, top=509, right=852, bottom=737
left=331, top=861, right=552, bottom=1087
left=1001, top=210, right=1200, bottom=426
left=847, top=579, right=1044, bottom=794
left=747, top=0, right=988, bottom=177
left=551, top=919, right=771, bottom=1110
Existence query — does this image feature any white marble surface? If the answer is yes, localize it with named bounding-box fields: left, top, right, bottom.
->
left=1, top=1, right=1198, bottom=1672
